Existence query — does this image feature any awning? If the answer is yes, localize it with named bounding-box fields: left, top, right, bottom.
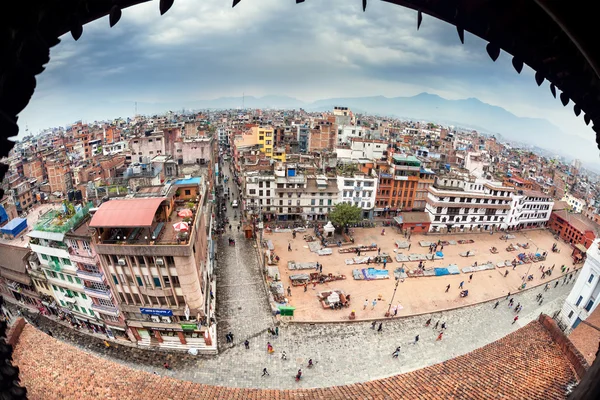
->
left=90, top=197, right=166, bottom=228
left=28, top=230, right=65, bottom=242
left=394, top=216, right=404, bottom=225
left=575, top=243, right=587, bottom=253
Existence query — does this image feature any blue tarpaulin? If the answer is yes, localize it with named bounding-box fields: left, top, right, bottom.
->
left=0, top=217, right=27, bottom=237
left=0, top=205, right=8, bottom=224
left=436, top=251, right=444, bottom=257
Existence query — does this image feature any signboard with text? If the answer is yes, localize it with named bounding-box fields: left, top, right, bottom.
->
left=140, top=308, right=173, bottom=317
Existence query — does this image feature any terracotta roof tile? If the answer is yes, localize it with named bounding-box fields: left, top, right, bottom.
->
left=13, top=321, right=577, bottom=399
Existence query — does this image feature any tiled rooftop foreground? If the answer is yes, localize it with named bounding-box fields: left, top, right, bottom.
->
left=13, top=320, right=578, bottom=400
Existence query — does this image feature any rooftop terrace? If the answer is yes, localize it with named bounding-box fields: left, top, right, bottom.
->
left=33, top=202, right=92, bottom=234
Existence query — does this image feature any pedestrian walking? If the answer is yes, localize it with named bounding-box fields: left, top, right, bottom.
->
left=515, top=303, right=520, bottom=311
left=378, top=248, right=381, bottom=255
left=445, top=284, right=450, bottom=293
left=319, top=264, right=323, bottom=273
left=493, top=301, right=499, bottom=309
left=441, top=322, right=446, bottom=330
left=554, top=281, right=559, bottom=288
left=377, top=323, right=383, bottom=333
left=281, top=351, right=287, bottom=360
left=434, top=321, right=439, bottom=329
left=394, top=306, right=399, bottom=316
left=506, top=291, right=511, bottom=300
left=468, top=274, right=473, bottom=282
left=244, top=340, right=249, bottom=349
left=408, top=244, right=411, bottom=251
left=392, top=346, right=401, bottom=358
left=287, top=286, right=292, bottom=296
left=288, top=243, right=292, bottom=252
left=275, top=326, right=279, bottom=336
left=262, top=368, right=270, bottom=377
left=364, top=299, right=369, bottom=310
left=372, top=299, right=377, bottom=310
left=164, top=362, right=171, bottom=370
left=371, top=321, right=377, bottom=329
left=436, top=332, right=444, bottom=341
left=267, top=342, right=274, bottom=353
left=516, top=305, right=522, bottom=314
left=459, top=281, right=464, bottom=289
left=383, top=260, right=387, bottom=269
left=304, top=283, right=308, bottom=292
left=414, top=334, right=419, bottom=344
left=505, top=270, right=509, bottom=277
left=425, top=318, right=431, bottom=327
left=512, top=316, right=519, bottom=324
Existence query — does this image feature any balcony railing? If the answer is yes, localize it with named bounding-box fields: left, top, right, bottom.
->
left=91, top=303, right=120, bottom=317
left=76, top=269, right=104, bottom=283
left=84, top=287, right=112, bottom=299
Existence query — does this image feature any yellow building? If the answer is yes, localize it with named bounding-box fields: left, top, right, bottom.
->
left=251, top=126, right=286, bottom=161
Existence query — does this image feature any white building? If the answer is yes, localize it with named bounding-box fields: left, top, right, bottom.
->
left=425, top=176, right=514, bottom=233
left=559, top=239, right=600, bottom=331
left=335, top=139, right=387, bottom=162
left=337, top=173, right=378, bottom=220
left=337, top=125, right=368, bottom=145
left=103, top=141, right=129, bottom=156
left=505, top=190, right=554, bottom=229
left=28, top=207, right=103, bottom=330
left=244, top=171, right=276, bottom=220
left=562, top=193, right=586, bottom=214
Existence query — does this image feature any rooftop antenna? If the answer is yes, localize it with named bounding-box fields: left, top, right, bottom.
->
left=135, top=101, right=138, bottom=116
left=242, top=92, right=245, bottom=110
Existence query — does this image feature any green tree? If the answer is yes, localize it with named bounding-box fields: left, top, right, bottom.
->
left=328, top=203, right=363, bottom=231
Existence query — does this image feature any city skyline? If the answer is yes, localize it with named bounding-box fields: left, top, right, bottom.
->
left=17, top=0, right=594, bottom=146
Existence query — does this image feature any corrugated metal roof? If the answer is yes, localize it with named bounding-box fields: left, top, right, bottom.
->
left=28, top=230, right=65, bottom=242
left=89, top=198, right=166, bottom=228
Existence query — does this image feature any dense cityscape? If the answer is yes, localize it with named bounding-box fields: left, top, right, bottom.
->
left=0, top=104, right=597, bottom=397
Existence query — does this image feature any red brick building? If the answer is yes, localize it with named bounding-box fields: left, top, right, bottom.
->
left=548, top=209, right=597, bottom=248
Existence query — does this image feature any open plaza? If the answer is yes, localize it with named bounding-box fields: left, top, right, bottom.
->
left=267, top=227, right=578, bottom=322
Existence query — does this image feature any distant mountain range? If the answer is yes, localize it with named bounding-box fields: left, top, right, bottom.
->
left=132, top=92, right=598, bottom=165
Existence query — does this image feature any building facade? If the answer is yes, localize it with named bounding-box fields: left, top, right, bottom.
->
left=559, top=240, right=600, bottom=331
left=425, top=177, right=514, bottom=233
left=89, top=179, right=215, bottom=352
left=337, top=174, right=378, bottom=220
left=505, top=190, right=554, bottom=229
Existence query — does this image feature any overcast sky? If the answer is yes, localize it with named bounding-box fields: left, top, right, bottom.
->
left=17, top=0, right=593, bottom=144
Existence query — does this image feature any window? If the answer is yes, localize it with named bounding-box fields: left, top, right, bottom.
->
left=112, top=274, right=119, bottom=284
left=588, top=274, right=595, bottom=283
left=59, top=300, right=66, bottom=306
left=40, top=254, right=48, bottom=260
left=59, top=273, right=65, bottom=280
left=576, top=296, right=583, bottom=306
left=163, top=276, right=171, bottom=287
left=81, top=308, right=87, bottom=314
left=185, top=190, right=191, bottom=195
left=568, top=311, right=574, bottom=318
left=81, top=293, right=87, bottom=300
left=75, top=277, right=81, bottom=284
left=62, top=258, right=71, bottom=266
left=67, top=275, right=73, bottom=283
left=82, top=241, right=91, bottom=251
left=73, top=305, right=79, bottom=312
left=69, top=240, right=79, bottom=249
left=585, top=300, right=594, bottom=312
left=136, top=276, right=144, bottom=286
left=59, top=287, right=65, bottom=293
left=153, top=277, right=162, bottom=287
left=73, top=292, right=79, bottom=297
left=52, top=284, right=58, bottom=291
left=172, top=276, right=180, bottom=287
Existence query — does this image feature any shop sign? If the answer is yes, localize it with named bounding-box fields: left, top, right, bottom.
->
left=140, top=308, right=173, bottom=317
left=180, top=323, right=198, bottom=331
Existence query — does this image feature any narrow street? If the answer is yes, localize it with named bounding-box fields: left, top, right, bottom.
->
left=213, top=159, right=274, bottom=350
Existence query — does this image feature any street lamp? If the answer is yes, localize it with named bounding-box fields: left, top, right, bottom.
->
left=386, top=276, right=401, bottom=317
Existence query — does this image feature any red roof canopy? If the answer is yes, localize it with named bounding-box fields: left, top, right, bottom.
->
left=89, top=198, right=166, bottom=228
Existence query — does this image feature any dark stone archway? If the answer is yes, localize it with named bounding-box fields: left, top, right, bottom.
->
left=2, top=3, right=600, bottom=396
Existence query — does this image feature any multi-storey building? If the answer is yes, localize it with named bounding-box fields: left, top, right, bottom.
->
left=562, top=193, right=586, bottom=214
left=548, top=209, right=597, bottom=248
left=244, top=170, right=276, bottom=221
left=65, top=217, right=128, bottom=339
left=46, top=158, right=73, bottom=195
left=308, top=120, right=336, bottom=152
left=0, top=242, right=41, bottom=313
left=375, top=155, right=421, bottom=215
left=10, top=180, right=33, bottom=212
left=337, top=173, right=378, bottom=220
left=89, top=178, right=215, bottom=352
left=559, top=239, right=600, bottom=331
left=505, top=190, right=554, bottom=229
left=28, top=202, right=106, bottom=332
left=425, top=176, right=514, bottom=233
left=297, top=125, right=309, bottom=153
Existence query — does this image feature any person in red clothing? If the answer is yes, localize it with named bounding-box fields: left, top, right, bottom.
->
left=512, top=315, right=519, bottom=324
